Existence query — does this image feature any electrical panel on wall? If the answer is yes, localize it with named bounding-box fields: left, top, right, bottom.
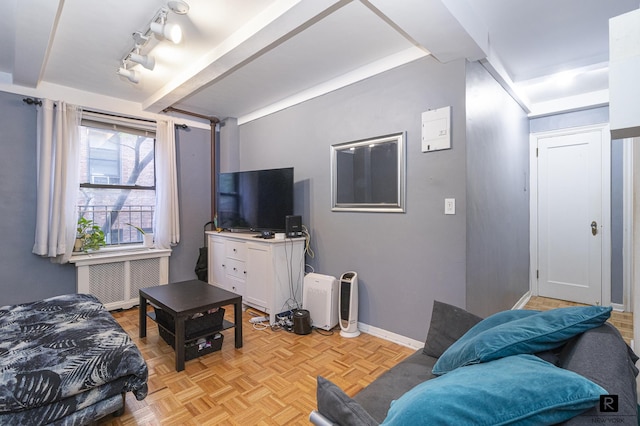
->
left=421, top=106, right=451, bottom=152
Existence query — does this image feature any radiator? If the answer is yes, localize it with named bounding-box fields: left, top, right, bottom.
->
left=72, top=249, right=170, bottom=310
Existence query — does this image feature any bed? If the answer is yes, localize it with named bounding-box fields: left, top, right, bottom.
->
left=0, top=293, right=148, bottom=425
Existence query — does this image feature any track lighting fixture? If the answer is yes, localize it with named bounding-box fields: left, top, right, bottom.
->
left=150, top=9, right=183, bottom=44
left=117, top=62, right=140, bottom=84
left=129, top=51, right=155, bottom=71
left=167, top=1, right=190, bottom=15
left=126, top=32, right=155, bottom=70
left=117, top=1, right=189, bottom=84
left=132, top=31, right=150, bottom=46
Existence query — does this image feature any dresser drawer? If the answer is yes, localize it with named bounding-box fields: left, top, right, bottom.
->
left=226, top=278, right=245, bottom=296
left=226, top=240, right=247, bottom=261
left=225, top=258, right=246, bottom=280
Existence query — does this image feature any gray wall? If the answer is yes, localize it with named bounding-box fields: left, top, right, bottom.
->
left=465, top=62, right=530, bottom=317
left=0, top=90, right=212, bottom=305
left=611, top=138, right=623, bottom=304
left=219, top=117, right=239, bottom=173
left=169, top=125, right=212, bottom=283
left=236, top=57, right=469, bottom=342
left=529, top=107, right=609, bottom=133
left=530, top=107, right=624, bottom=305
left=0, top=91, right=76, bottom=304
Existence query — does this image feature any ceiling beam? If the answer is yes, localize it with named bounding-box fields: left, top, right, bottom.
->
left=143, top=0, right=353, bottom=114
left=13, top=0, right=62, bottom=88
left=237, top=46, right=427, bottom=124
left=367, top=0, right=487, bottom=63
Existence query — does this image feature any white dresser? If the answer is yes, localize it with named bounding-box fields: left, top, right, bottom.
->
left=207, top=232, right=305, bottom=323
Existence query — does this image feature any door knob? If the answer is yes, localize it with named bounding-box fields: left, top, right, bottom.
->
left=591, top=221, right=598, bottom=236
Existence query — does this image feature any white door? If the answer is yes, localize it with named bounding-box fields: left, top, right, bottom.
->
left=534, top=125, right=610, bottom=305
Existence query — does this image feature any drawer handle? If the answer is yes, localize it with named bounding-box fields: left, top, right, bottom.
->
left=233, top=267, right=237, bottom=271
left=233, top=248, right=237, bottom=252
left=222, top=264, right=226, bottom=268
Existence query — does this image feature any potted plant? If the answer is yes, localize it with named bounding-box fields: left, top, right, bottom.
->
left=126, top=223, right=154, bottom=247
left=75, top=217, right=106, bottom=253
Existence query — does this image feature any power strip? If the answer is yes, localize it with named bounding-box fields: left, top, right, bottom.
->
left=249, top=316, right=268, bottom=324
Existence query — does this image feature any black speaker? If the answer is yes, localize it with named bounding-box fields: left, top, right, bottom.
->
left=293, top=309, right=312, bottom=335
left=285, top=215, right=302, bottom=237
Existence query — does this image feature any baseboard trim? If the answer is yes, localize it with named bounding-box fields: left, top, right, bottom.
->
left=357, top=322, right=423, bottom=350
left=512, top=291, right=625, bottom=312
left=612, top=302, right=625, bottom=312
left=512, top=291, right=532, bottom=310
left=357, top=292, right=622, bottom=350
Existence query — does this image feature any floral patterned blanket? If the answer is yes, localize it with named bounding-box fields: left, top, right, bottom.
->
left=0, top=294, right=148, bottom=424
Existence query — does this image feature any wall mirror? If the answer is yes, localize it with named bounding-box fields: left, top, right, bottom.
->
left=331, top=132, right=406, bottom=212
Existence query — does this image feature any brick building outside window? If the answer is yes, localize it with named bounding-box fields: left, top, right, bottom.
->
left=77, top=116, right=156, bottom=246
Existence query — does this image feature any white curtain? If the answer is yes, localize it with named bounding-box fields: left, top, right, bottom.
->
left=154, top=119, right=180, bottom=248
left=32, top=99, right=81, bottom=263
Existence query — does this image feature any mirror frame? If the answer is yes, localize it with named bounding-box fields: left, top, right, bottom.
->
left=331, top=132, right=406, bottom=213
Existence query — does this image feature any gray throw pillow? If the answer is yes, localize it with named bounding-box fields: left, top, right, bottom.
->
left=423, top=300, right=482, bottom=358
left=316, top=376, right=378, bottom=426
left=560, top=323, right=639, bottom=425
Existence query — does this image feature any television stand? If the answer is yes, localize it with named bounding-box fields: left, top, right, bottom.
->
left=206, top=231, right=305, bottom=324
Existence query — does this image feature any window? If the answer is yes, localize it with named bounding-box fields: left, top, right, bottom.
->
left=78, top=113, right=156, bottom=246
left=88, top=135, right=120, bottom=184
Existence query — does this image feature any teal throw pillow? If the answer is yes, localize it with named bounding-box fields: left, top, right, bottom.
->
left=432, top=305, right=612, bottom=375
left=456, top=308, right=541, bottom=335
left=383, top=354, right=607, bottom=426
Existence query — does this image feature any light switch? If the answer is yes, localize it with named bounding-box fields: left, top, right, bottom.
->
left=445, top=198, right=455, bottom=215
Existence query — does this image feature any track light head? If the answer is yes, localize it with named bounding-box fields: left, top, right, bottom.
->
left=117, top=66, right=140, bottom=84
left=150, top=10, right=182, bottom=44
left=129, top=52, right=156, bottom=70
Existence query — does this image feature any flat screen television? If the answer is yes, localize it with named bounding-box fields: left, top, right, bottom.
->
left=217, top=167, right=294, bottom=232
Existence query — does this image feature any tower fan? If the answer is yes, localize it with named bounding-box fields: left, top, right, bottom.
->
left=339, top=271, right=360, bottom=338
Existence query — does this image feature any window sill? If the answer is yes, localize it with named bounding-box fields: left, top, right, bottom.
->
left=69, top=246, right=171, bottom=266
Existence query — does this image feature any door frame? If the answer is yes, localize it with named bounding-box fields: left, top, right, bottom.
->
left=529, top=123, right=612, bottom=306
left=622, top=138, right=633, bottom=312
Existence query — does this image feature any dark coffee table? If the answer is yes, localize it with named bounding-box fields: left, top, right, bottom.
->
left=139, top=280, right=243, bottom=371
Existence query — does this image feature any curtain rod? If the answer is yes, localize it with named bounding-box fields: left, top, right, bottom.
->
left=21, top=98, right=188, bottom=128
left=22, top=97, right=42, bottom=106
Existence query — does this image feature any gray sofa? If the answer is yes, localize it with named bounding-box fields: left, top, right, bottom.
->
left=311, top=301, right=638, bottom=425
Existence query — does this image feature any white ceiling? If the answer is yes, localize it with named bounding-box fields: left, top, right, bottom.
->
left=1, top=0, right=638, bottom=123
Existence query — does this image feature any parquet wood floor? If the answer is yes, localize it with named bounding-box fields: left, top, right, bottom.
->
left=524, top=296, right=633, bottom=345
left=98, top=305, right=415, bottom=425
left=100, top=296, right=633, bottom=425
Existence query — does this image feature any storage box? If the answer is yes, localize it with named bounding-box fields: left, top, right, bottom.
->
left=159, top=328, right=224, bottom=360
left=154, top=307, right=225, bottom=339
left=153, top=307, right=226, bottom=360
